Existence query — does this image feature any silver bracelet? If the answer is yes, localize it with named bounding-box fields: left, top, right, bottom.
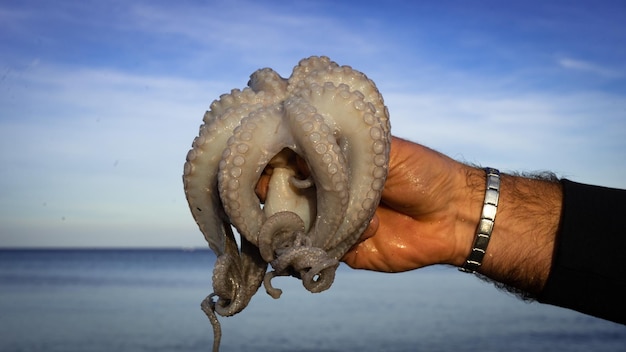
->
left=459, top=167, right=500, bottom=273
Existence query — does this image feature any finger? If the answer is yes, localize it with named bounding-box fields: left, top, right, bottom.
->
left=361, top=214, right=379, bottom=241
left=340, top=213, right=379, bottom=266
left=255, top=174, right=270, bottom=202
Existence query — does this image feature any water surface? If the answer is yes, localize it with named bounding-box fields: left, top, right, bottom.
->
left=1, top=249, right=624, bottom=351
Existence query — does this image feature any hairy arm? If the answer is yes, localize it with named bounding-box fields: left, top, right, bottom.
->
left=342, top=136, right=563, bottom=297
left=475, top=172, right=562, bottom=295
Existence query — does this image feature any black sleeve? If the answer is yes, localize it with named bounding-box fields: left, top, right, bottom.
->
left=537, top=179, right=626, bottom=325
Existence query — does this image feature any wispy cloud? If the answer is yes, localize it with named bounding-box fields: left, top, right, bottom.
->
left=123, top=0, right=388, bottom=73
left=386, top=88, right=626, bottom=186
left=558, top=57, right=624, bottom=79
left=0, top=63, right=219, bottom=247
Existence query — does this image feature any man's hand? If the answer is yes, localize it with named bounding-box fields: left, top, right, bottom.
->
left=341, top=137, right=483, bottom=272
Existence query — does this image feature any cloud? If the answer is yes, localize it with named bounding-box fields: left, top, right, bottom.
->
left=558, top=58, right=624, bottom=79
left=123, top=0, right=387, bottom=71
left=0, top=63, right=221, bottom=247
left=386, top=88, right=626, bottom=187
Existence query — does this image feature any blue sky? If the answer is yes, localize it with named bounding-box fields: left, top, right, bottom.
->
left=1, top=0, right=624, bottom=248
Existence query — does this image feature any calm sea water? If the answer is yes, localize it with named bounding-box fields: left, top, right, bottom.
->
left=0, top=249, right=624, bottom=352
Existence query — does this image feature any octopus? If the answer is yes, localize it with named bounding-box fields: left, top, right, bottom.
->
left=183, top=56, right=391, bottom=351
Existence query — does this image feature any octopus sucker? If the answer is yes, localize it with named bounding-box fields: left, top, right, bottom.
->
left=293, top=82, right=389, bottom=252
left=183, top=56, right=391, bottom=351
left=283, top=96, right=350, bottom=248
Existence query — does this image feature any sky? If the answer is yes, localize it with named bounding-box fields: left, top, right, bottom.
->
left=1, top=0, right=624, bottom=248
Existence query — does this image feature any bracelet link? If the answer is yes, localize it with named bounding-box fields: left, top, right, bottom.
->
left=459, top=167, right=501, bottom=273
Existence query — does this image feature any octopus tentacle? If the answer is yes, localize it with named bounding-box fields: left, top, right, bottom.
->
left=184, top=84, right=275, bottom=342
left=234, top=236, right=267, bottom=307
left=210, top=235, right=243, bottom=313
left=201, top=228, right=266, bottom=351
left=207, top=219, right=266, bottom=316
left=248, top=68, right=288, bottom=97
left=262, top=271, right=283, bottom=299
left=200, top=294, right=221, bottom=352
left=268, top=240, right=339, bottom=294
left=283, top=96, right=350, bottom=249
left=184, top=84, right=281, bottom=254
left=260, top=211, right=339, bottom=297
left=292, top=82, right=389, bottom=253
left=296, top=62, right=391, bottom=141
left=206, top=88, right=275, bottom=119
left=258, top=211, right=305, bottom=263
left=217, top=105, right=296, bottom=245
left=289, top=176, right=315, bottom=189
left=297, top=249, right=339, bottom=293
left=287, top=56, right=339, bottom=92
left=184, top=104, right=261, bottom=253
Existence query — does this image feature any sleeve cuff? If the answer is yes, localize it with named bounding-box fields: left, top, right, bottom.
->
left=538, top=179, right=626, bottom=324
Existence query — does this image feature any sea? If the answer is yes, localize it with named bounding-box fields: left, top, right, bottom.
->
left=1, top=249, right=624, bottom=352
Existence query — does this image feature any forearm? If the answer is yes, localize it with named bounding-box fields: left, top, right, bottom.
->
left=457, top=168, right=563, bottom=296
left=342, top=137, right=563, bottom=289
left=343, top=137, right=624, bottom=323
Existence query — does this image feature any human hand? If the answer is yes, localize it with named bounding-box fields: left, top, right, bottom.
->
left=255, top=136, right=485, bottom=273
left=341, top=136, right=484, bottom=272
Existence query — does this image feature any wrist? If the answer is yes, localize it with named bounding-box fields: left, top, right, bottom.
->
left=451, top=170, right=562, bottom=294
left=480, top=174, right=562, bottom=293
left=450, top=165, right=488, bottom=267
left=459, top=167, right=500, bottom=273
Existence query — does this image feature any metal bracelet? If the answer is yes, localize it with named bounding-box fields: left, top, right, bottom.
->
left=459, top=167, right=500, bottom=273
